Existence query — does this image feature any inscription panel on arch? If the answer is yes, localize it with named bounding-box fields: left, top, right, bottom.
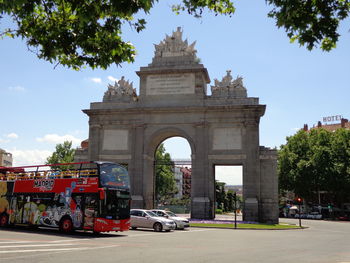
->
left=102, top=129, right=129, bottom=151
left=212, top=128, right=242, bottom=150
left=146, top=73, right=195, bottom=95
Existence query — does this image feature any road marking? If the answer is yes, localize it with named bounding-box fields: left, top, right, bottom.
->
left=0, top=243, right=74, bottom=248
left=51, top=239, right=90, bottom=243
left=0, top=245, right=120, bottom=254
left=0, top=241, right=36, bottom=244
left=0, top=238, right=90, bottom=244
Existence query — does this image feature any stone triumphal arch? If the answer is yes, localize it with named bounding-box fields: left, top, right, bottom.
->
left=80, top=28, right=278, bottom=223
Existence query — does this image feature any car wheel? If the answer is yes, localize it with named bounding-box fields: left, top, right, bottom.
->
left=59, top=217, right=73, bottom=234
left=153, top=222, right=163, bottom=232
left=0, top=214, right=8, bottom=227
left=131, top=227, right=137, bottom=230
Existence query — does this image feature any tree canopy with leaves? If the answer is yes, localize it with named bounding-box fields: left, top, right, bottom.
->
left=1, top=1, right=348, bottom=70
left=278, top=128, right=350, bottom=206
left=267, top=0, right=350, bottom=51
left=215, top=181, right=241, bottom=212
left=155, top=143, right=177, bottom=204
left=0, top=0, right=234, bottom=70
left=46, top=140, right=75, bottom=170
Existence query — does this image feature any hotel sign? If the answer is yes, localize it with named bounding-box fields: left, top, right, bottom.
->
left=322, top=115, right=342, bottom=123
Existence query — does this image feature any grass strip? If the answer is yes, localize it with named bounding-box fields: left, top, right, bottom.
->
left=190, top=223, right=301, bottom=229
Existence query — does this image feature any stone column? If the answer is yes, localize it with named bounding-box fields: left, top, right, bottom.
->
left=88, top=124, right=101, bottom=162
left=260, top=147, right=278, bottom=223
left=191, top=122, right=214, bottom=219
left=243, top=118, right=260, bottom=222
left=130, top=124, right=145, bottom=208
left=143, top=153, right=154, bottom=209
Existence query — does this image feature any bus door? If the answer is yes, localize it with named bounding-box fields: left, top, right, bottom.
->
left=83, top=194, right=97, bottom=230
left=9, top=195, right=25, bottom=224
left=22, top=195, right=37, bottom=224
left=8, top=196, right=17, bottom=224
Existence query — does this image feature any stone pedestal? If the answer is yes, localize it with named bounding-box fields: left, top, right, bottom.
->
left=191, top=197, right=213, bottom=219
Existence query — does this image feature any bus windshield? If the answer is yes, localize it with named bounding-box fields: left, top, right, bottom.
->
left=100, top=163, right=130, bottom=189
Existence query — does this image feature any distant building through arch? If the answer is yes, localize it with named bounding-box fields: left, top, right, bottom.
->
left=77, top=28, right=278, bottom=223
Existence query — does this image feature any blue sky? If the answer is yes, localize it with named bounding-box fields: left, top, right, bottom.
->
left=1, top=1, right=349, bottom=184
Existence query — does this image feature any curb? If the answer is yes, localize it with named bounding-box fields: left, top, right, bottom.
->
left=189, top=225, right=307, bottom=230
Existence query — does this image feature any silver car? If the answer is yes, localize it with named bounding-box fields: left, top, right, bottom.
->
left=151, top=209, right=190, bottom=230
left=130, top=209, right=176, bottom=232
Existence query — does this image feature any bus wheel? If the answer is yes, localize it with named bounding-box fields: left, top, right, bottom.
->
left=0, top=214, right=8, bottom=227
left=59, top=217, right=73, bottom=233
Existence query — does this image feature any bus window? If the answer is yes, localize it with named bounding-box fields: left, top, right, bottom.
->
left=100, top=163, right=130, bottom=189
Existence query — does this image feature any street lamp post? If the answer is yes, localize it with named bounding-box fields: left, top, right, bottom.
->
left=297, top=197, right=302, bottom=228
left=234, top=192, right=237, bottom=229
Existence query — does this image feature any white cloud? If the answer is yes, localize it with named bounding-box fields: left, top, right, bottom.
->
left=0, top=138, right=9, bottom=143
left=90, top=77, right=102, bottom=84
left=6, top=133, right=19, bottom=139
left=8, top=86, right=26, bottom=92
left=10, top=149, right=52, bottom=166
left=107, top=76, right=118, bottom=83
left=36, top=134, right=82, bottom=146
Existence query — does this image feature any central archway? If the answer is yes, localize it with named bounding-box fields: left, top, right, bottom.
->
left=153, top=136, right=192, bottom=213
left=143, top=127, right=198, bottom=214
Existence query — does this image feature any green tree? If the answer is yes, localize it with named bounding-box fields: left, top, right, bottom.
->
left=267, top=0, right=350, bottom=51
left=329, top=128, right=350, bottom=205
left=0, top=0, right=234, bottom=70
left=1, top=1, right=347, bottom=70
left=278, top=128, right=350, bottom=206
left=155, top=143, right=177, bottom=204
left=215, top=181, right=240, bottom=212
left=278, top=130, right=313, bottom=199
left=215, top=181, right=227, bottom=211
left=46, top=140, right=75, bottom=170
left=226, top=190, right=235, bottom=212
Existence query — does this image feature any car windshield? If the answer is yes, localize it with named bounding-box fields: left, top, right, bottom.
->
left=100, top=163, right=130, bottom=189
left=165, top=211, right=177, bottom=217
left=145, top=211, right=158, bottom=217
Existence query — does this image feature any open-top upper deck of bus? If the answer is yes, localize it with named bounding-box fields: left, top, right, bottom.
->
left=0, top=161, right=99, bottom=181
left=0, top=161, right=130, bottom=190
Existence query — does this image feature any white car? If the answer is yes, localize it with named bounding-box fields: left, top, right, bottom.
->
left=130, top=209, right=176, bottom=232
left=151, top=209, right=190, bottom=230
left=307, top=212, right=323, bottom=220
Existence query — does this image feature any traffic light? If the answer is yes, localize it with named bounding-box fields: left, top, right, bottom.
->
left=296, top=197, right=302, bottom=204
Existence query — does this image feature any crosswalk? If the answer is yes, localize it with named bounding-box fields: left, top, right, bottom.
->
left=0, top=238, right=119, bottom=255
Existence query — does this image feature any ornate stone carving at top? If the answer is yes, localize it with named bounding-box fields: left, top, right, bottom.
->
left=211, top=70, right=247, bottom=98
left=150, top=27, right=199, bottom=66
left=103, top=76, right=138, bottom=102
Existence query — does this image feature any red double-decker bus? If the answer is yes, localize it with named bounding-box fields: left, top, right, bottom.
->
left=0, top=161, right=130, bottom=233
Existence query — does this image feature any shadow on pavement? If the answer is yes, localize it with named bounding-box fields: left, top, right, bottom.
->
left=0, top=225, right=128, bottom=238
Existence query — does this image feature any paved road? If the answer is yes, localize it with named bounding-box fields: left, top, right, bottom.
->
left=0, top=219, right=349, bottom=263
